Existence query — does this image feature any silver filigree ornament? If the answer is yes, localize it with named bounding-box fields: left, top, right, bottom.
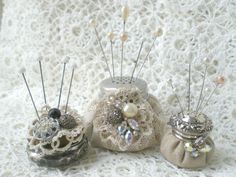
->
left=32, top=117, right=60, bottom=142
left=21, top=59, right=88, bottom=167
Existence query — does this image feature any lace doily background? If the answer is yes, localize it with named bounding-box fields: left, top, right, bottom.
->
left=0, top=0, right=236, bottom=176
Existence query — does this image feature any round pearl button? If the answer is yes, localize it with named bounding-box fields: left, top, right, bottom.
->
left=122, top=103, right=138, bottom=118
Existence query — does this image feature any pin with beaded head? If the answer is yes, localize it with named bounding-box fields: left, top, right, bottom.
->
left=87, top=4, right=164, bottom=152
left=21, top=58, right=88, bottom=167
left=89, top=5, right=162, bottom=98
left=160, top=60, right=225, bottom=169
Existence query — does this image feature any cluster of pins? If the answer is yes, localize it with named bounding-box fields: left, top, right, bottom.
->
left=168, top=59, right=225, bottom=117
left=20, top=57, right=77, bottom=120
left=89, top=5, right=162, bottom=83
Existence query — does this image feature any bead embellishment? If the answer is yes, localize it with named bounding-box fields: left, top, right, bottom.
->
left=103, top=89, right=142, bottom=145
left=33, top=117, right=60, bottom=141
left=117, top=119, right=140, bottom=144
left=21, top=59, right=88, bottom=166
left=184, top=141, right=212, bottom=158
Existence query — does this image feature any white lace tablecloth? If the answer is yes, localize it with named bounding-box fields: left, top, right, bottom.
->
left=0, top=0, right=236, bottom=176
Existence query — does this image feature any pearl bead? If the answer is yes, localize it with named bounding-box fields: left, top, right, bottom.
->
left=203, top=57, right=210, bottom=64
left=121, top=5, right=129, bottom=21
left=153, top=28, right=163, bottom=37
left=120, top=32, right=128, bottom=42
left=107, top=32, right=114, bottom=41
left=122, top=103, right=138, bottom=118
left=215, top=76, right=225, bottom=85
left=89, top=19, right=96, bottom=27
left=205, top=87, right=210, bottom=92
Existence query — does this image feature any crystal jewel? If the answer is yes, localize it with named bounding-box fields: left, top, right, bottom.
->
left=184, top=142, right=193, bottom=152
left=191, top=149, right=199, bottom=158
left=127, top=119, right=139, bottom=130
left=33, top=117, right=60, bottom=141
left=125, top=130, right=133, bottom=144
left=200, top=144, right=212, bottom=153
left=117, top=122, right=127, bottom=137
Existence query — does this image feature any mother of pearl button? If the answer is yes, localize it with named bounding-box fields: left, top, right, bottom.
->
left=122, top=103, right=138, bottom=118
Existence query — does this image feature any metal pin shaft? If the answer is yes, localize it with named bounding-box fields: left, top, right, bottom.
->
left=187, top=62, right=191, bottom=112
left=130, top=40, right=144, bottom=83
left=94, top=27, right=113, bottom=80
left=135, top=37, right=157, bottom=80
left=195, top=66, right=208, bottom=114
left=65, top=67, right=75, bottom=113
left=110, top=40, right=115, bottom=78
left=39, top=60, right=47, bottom=106
left=58, top=62, right=67, bottom=108
left=199, top=85, right=219, bottom=113
left=22, top=73, right=40, bottom=119
left=170, top=81, right=185, bottom=117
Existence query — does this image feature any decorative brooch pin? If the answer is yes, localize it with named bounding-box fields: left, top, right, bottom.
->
left=160, top=60, right=225, bottom=168
left=20, top=58, right=88, bottom=167
left=86, top=5, right=164, bottom=152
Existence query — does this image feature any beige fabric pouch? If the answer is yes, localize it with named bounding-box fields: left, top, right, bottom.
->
left=86, top=87, right=164, bottom=152
left=160, top=130, right=214, bottom=169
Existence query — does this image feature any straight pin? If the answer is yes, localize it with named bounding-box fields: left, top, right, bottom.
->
left=199, top=76, right=224, bottom=113
left=195, top=65, right=208, bottom=115
left=58, top=58, right=69, bottom=109
left=169, top=79, right=185, bottom=117
left=111, top=40, right=115, bottom=78
left=135, top=37, right=157, bottom=80
left=187, top=62, right=191, bottom=112
left=107, top=32, right=115, bottom=78
left=120, top=5, right=129, bottom=80
left=38, top=57, right=47, bottom=106
left=65, top=64, right=76, bottom=113
left=94, top=26, right=113, bottom=80
left=130, top=40, right=144, bottom=83
left=121, top=41, right=124, bottom=79
left=120, top=26, right=126, bottom=80
left=198, top=85, right=218, bottom=113
left=20, top=68, right=40, bottom=119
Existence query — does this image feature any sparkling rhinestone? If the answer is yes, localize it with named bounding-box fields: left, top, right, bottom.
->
left=133, top=130, right=139, bottom=136
left=191, top=149, right=199, bottom=158
left=127, top=119, right=139, bottom=130
left=197, top=114, right=206, bottom=123
left=33, top=117, right=59, bottom=141
left=117, top=122, right=127, bottom=136
left=125, top=130, right=133, bottom=144
left=184, top=142, right=193, bottom=152
left=200, top=144, right=212, bottom=153
left=107, top=105, right=124, bottom=125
